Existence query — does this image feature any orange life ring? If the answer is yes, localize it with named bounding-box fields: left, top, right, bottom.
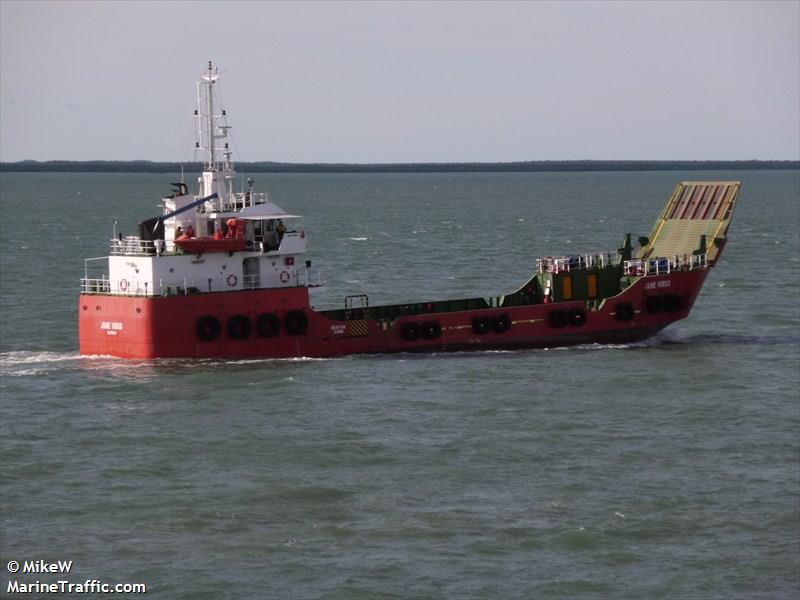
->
left=279, top=271, right=290, bottom=283
left=226, top=274, right=238, bottom=287
left=119, top=279, right=129, bottom=292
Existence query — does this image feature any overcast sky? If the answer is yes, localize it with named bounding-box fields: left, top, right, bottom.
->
left=1, top=0, right=798, bottom=163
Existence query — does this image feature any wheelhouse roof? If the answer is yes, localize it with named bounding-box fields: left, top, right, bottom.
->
left=209, top=202, right=302, bottom=220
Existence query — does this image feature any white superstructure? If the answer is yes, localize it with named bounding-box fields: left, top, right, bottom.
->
left=81, top=62, right=320, bottom=297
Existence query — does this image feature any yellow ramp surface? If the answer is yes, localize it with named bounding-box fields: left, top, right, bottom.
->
left=639, top=181, right=740, bottom=262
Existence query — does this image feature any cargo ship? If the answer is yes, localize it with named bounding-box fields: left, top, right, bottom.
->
left=78, top=63, right=740, bottom=359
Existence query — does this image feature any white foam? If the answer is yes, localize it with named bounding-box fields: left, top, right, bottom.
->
left=0, top=351, right=86, bottom=377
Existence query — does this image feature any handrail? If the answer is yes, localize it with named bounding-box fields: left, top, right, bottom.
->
left=80, top=277, right=111, bottom=294
left=80, top=267, right=323, bottom=296
left=623, top=253, right=707, bottom=276
left=537, top=252, right=621, bottom=274
left=110, top=237, right=159, bottom=256
left=215, top=191, right=267, bottom=212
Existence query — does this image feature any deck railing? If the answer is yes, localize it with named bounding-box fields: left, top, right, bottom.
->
left=212, top=191, right=267, bottom=213
left=80, top=277, right=112, bottom=294
left=80, top=267, right=323, bottom=296
left=623, top=253, right=707, bottom=276
left=110, top=237, right=160, bottom=256
left=537, top=252, right=621, bottom=274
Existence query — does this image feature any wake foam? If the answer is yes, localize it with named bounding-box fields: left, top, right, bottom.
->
left=0, top=351, right=88, bottom=377
left=651, top=331, right=799, bottom=346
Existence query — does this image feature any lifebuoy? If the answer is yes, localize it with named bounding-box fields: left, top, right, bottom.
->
left=421, top=320, right=442, bottom=340
left=645, top=296, right=664, bottom=314
left=119, top=279, right=129, bottom=292
left=401, top=322, right=420, bottom=342
left=472, top=316, right=490, bottom=335
left=196, top=316, right=221, bottom=341
left=549, top=309, right=568, bottom=328
left=279, top=271, right=290, bottom=283
left=227, top=315, right=252, bottom=340
left=226, top=274, right=238, bottom=287
left=615, top=303, right=635, bottom=322
left=568, top=308, right=587, bottom=327
left=492, top=314, right=512, bottom=333
left=284, top=310, right=308, bottom=335
left=664, top=294, right=683, bottom=313
left=256, top=313, right=280, bottom=338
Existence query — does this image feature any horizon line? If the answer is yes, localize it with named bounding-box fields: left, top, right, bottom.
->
left=1, top=158, right=798, bottom=174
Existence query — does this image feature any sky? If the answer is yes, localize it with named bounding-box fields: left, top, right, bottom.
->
left=1, top=0, right=798, bottom=163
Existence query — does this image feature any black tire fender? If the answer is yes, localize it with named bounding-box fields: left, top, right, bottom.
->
left=227, top=315, right=252, bottom=340
left=472, top=316, right=490, bottom=335
left=421, top=321, right=442, bottom=340
left=196, top=316, right=221, bottom=341
left=645, top=296, right=664, bottom=314
left=549, top=309, right=568, bottom=328
left=492, top=313, right=512, bottom=333
left=615, top=303, right=635, bottom=322
left=664, top=294, right=684, bottom=313
left=568, top=308, right=587, bottom=327
left=401, top=321, right=420, bottom=341
left=284, top=310, right=309, bottom=335
left=256, top=313, right=281, bottom=338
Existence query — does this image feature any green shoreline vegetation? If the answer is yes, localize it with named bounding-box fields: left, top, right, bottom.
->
left=1, top=159, right=798, bottom=173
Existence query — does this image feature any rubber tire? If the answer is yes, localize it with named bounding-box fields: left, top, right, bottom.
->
left=284, top=310, right=309, bottom=335
left=196, top=316, right=221, bottom=341
left=568, top=308, right=587, bottom=327
left=549, top=309, right=568, bottom=328
left=401, top=322, right=420, bottom=342
left=664, top=294, right=684, bottom=313
left=227, top=315, right=252, bottom=340
left=492, top=314, right=512, bottom=333
left=645, top=296, right=664, bottom=314
left=472, top=316, right=490, bottom=335
left=421, top=321, right=442, bottom=340
left=256, top=313, right=280, bottom=338
left=615, top=303, right=635, bottom=322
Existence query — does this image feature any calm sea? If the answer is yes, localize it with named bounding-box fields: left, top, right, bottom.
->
left=1, top=170, right=798, bottom=599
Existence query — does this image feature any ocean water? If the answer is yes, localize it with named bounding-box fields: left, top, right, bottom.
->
left=1, top=170, right=798, bottom=598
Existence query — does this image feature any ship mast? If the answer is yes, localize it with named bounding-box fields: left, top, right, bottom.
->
left=195, top=61, right=235, bottom=202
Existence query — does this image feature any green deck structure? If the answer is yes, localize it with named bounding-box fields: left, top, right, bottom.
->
left=321, top=181, right=742, bottom=323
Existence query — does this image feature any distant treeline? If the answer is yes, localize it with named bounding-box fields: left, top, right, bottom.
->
left=1, top=159, right=798, bottom=173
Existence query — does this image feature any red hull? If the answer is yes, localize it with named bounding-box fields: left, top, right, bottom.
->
left=79, top=270, right=709, bottom=359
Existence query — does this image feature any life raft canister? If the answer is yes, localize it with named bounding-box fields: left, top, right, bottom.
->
left=196, top=316, right=222, bottom=341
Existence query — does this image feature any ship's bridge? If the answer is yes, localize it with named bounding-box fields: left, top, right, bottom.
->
left=82, top=198, right=319, bottom=297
